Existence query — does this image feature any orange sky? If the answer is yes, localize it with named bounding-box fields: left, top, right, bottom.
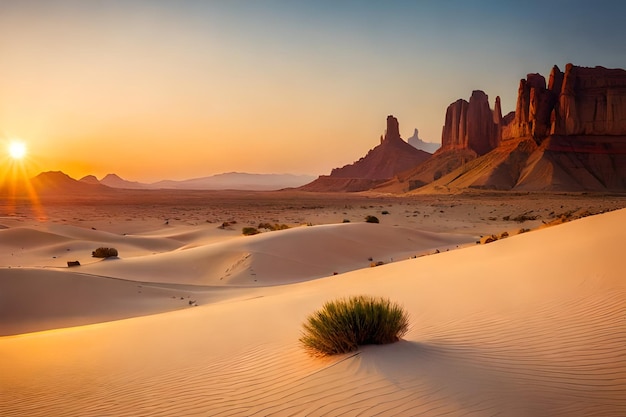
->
left=1, top=1, right=625, bottom=182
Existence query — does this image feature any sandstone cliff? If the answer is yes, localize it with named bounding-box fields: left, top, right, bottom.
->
left=440, top=90, right=501, bottom=155
left=552, top=64, right=626, bottom=136
left=378, top=64, right=626, bottom=193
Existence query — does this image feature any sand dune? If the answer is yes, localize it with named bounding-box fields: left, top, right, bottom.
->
left=1, top=208, right=625, bottom=415
left=0, top=222, right=473, bottom=335
left=82, top=223, right=474, bottom=286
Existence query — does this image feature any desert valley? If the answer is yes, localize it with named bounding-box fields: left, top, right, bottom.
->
left=2, top=60, right=626, bottom=416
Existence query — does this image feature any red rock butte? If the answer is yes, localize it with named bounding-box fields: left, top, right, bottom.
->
left=300, top=115, right=431, bottom=192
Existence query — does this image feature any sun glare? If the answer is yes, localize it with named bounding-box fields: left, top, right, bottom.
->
left=8, top=140, right=27, bottom=160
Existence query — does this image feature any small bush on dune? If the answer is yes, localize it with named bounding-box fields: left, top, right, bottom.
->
left=242, top=227, right=260, bottom=236
left=92, top=247, right=118, bottom=258
left=300, top=295, right=410, bottom=357
left=258, top=222, right=289, bottom=231
left=365, top=215, right=379, bottom=224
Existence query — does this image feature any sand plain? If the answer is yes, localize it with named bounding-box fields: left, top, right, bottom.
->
left=1, top=189, right=626, bottom=416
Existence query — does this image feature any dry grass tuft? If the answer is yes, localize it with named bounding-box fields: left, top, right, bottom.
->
left=300, top=295, right=409, bottom=356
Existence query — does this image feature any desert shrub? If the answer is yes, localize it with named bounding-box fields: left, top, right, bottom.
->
left=258, top=222, right=290, bottom=231
left=365, top=215, right=379, bottom=224
left=242, top=227, right=260, bottom=236
left=218, top=221, right=236, bottom=229
left=381, top=210, right=390, bottom=215
left=92, top=247, right=118, bottom=258
left=343, top=219, right=351, bottom=223
left=512, top=214, right=538, bottom=223
left=300, top=295, right=410, bottom=356
left=483, top=235, right=498, bottom=244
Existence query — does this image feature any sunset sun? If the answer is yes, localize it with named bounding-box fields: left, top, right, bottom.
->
left=8, top=140, right=27, bottom=160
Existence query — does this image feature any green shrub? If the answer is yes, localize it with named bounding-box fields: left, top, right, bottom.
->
left=242, top=227, right=260, bottom=236
left=92, top=247, right=118, bottom=258
left=365, top=215, right=379, bottom=224
left=300, top=295, right=410, bottom=356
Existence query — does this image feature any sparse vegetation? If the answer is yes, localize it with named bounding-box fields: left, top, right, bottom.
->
left=92, top=247, right=118, bottom=258
left=365, top=215, right=380, bottom=224
left=258, top=222, right=289, bottom=231
left=483, top=235, right=498, bottom=244
left=381, top=210, right=390, bottom=215
left=300, top=295, right=410, bottom=356
left=512, top=213, right=538, bottom=222
left=218, top=221, right=237, bottom=229
left=242, top=227, right=260, bottom=236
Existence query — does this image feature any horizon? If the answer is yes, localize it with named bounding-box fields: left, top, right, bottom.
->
left=34, top=169, right=317, bottom=183
left=1, top=1, right=626, bottom=182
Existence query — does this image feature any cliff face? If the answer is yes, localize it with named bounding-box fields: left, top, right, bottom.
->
left=440, top=91, right=501, bottom=156
left=381, top=63, right=626, bottom=193
left=552, top=64, right=626, bottom=136
left=506, top=64, right=626, bottom=141
left=508, top=73, right=557, bottom=140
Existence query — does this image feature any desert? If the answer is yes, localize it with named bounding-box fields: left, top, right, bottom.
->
left=2, top=190, right=626, bottom=415
left=3, top=2, right=626, bottom=416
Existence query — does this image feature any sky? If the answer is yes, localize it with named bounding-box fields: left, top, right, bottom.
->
left=1, top=0, right=625, bottom=182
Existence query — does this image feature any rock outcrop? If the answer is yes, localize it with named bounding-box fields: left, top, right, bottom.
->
left=440, top=90, right=501, bottom=156
left=378, top=63, right=626, bottom=193
left=507, top=71, right=558, bottom=141
left=506, top=64, right=626, bottom=141
left=552, top=64, right=626, bottom=136
left=407, top=129, right=440, bottom=153
left=300, top=115, right=431, bottom=192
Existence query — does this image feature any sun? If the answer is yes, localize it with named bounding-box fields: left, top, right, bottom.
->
left=8, top=140, right=27, bottom=160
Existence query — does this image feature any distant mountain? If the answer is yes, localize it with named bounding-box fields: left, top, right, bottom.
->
left=300, top=115, right=431, bottom=192
left=100, top=173, right=147, bottom=189
left=151, top=172, right=316, bottom=191
left=79, top=175, right=100, bottom=185
left=407, top=129, right=440, bottom=154
left=15, top=171, right=114, bottom=196
left=78, top=172, right=316, bottom=191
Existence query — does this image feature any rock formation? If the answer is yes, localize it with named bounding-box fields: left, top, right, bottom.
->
left=407, top=129, right=440, bottom=154
left=300, top=115, right=431, bottom=192
left=378, top=63, right=626, bottom=193
left=552, top=64, right=626, bottom=136
left=440, top=90, right=501, bottom=156
left=506, top=64, right=626, bottom=141
left=507, top=72, right=557, bottom=141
